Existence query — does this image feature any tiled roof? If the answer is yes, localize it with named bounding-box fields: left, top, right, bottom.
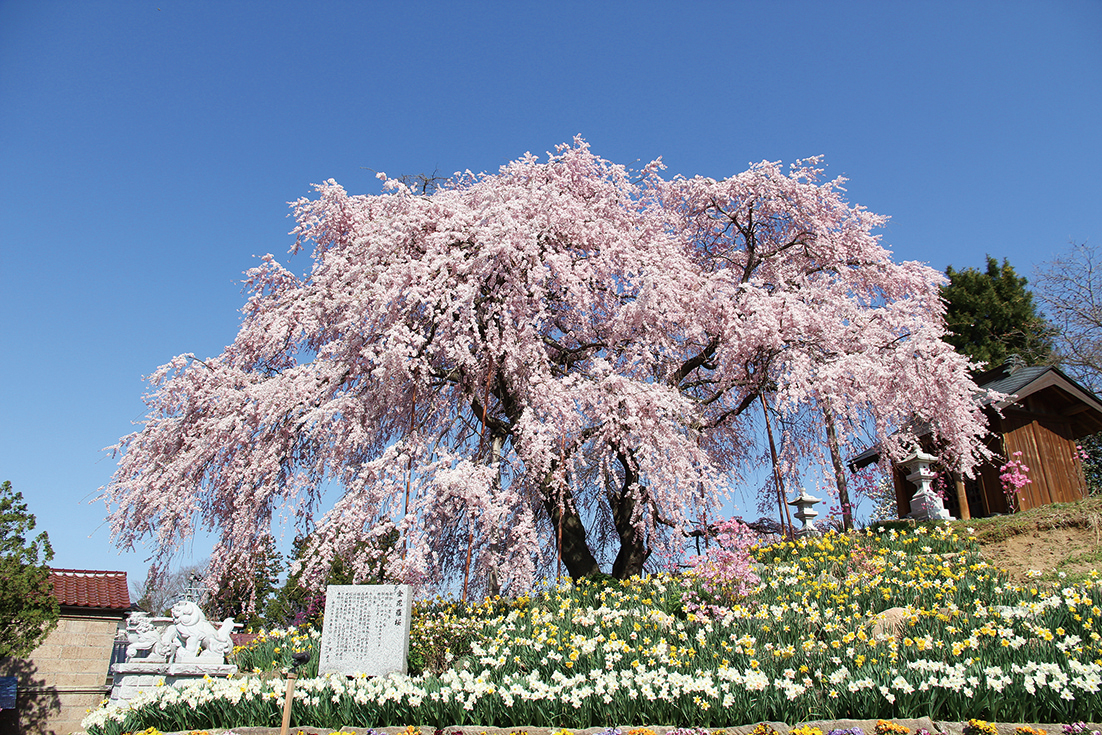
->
left=49, top=569, right=131, bottom=610
left=975, top=364, right=1053, bottom=397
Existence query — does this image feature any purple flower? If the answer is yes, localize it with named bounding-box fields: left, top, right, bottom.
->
left=827, top=728, right=865, bottom=735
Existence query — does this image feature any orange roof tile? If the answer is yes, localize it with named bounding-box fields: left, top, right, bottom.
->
left=48, top=569, right=131, bottom=610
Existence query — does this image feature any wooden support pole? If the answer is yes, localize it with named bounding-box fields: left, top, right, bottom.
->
left=953, top=474, right=971, bottom=520
left=463, top=357, right=495, bottom=602
left=279, top=673, right=297, bottom=735
left=557, top=435, right=564, bottom=584
left=461, top=524, right=474, bottom=602
left=403, top=388, right=416, bottom=560
left=823, top=405, right=854, bottom=531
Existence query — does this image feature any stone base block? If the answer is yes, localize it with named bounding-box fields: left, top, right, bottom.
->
left=109, top=662, right=238, bottom=703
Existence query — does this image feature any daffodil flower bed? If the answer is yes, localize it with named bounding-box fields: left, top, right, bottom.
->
left=232, top=626, right=323, bottom=677
left=84, top=526, right=1102, bottom=735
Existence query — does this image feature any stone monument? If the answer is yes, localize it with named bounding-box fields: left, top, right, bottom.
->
left=110, top=601, right=238, bottom=703
left=318, top=584, right=412, bottom=677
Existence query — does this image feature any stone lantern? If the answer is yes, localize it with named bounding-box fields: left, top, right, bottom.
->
left=182, top=572, right=207, bottom=605
left=902, top=451, right=953, bottom=521
left=788, top=488, right=823, bottom=537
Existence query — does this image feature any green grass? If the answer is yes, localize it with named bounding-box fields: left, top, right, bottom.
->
left=957, top=495, right=1102, bottom=545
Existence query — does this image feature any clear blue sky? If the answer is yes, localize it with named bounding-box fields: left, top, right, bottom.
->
left=2, top=1, right=1099, bottom=588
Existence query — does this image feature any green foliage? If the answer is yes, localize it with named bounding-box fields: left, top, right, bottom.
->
left=406, top=595, right=514, bottom=675
left=262, top=535, right=361, bottom=629
left=582, top=571, right=619, bottom=587
left=941, top=255, right=1055, bottom=368
left=0, top=480, right=60, bottom=658
left=206, top=537, right=284, bottom=629
left=569, top=572, right=622, bottom=608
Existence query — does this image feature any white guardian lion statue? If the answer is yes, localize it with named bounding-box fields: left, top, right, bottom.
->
left=161, top=600, right=235, bottom=663
left=124, top=613, right=167, bottom=661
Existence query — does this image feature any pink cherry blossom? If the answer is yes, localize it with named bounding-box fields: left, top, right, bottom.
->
left=101, top=139, right=992, bottom=603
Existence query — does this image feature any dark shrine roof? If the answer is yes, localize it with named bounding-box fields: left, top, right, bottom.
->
left=974, top=364, right=1054, bottom=398
left=974, top=362, right=1102, bottom=432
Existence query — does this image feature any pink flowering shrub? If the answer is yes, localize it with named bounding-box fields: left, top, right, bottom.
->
left=680, top=518, right=760, bottom=619
left=999, top=451, right=1031, bottom=509
left=932, top=470, right=951, bottom=504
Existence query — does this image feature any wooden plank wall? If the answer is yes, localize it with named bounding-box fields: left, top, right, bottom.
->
left=1001, top=413, right=1087, bottom=511
left=887, top=379, right=1096, bottom=519
left=893, top=466, right=912, bottom=518
left=977, top=453, right=1009, bottom=516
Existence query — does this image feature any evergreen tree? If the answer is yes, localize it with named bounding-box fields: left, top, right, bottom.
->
left=264, top=529, right=399, bottom=629
left=0, top=481, right=60, bottom=658
left=207, top=539, right=283, bottom=629
left=942, top=255, right=1055, bottom=368
left=264, top=539, right=349, bottom=629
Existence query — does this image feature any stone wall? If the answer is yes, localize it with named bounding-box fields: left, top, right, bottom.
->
left=0, top=613, right=122, bottom=735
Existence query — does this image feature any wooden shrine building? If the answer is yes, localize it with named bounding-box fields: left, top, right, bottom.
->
left=852, top=360, right=1102, bottom=519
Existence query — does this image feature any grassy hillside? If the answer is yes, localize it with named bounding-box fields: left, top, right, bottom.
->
left=954, top=494, right=1102, bottom=584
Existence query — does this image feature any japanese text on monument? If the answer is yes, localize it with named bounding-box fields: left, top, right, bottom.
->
left=318, top=584, right=412, bottom=677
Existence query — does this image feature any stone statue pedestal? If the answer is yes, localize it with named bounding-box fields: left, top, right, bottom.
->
left=110, top=662, right=238, bottom=702
left=110, top=602, right=240, bottom=703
